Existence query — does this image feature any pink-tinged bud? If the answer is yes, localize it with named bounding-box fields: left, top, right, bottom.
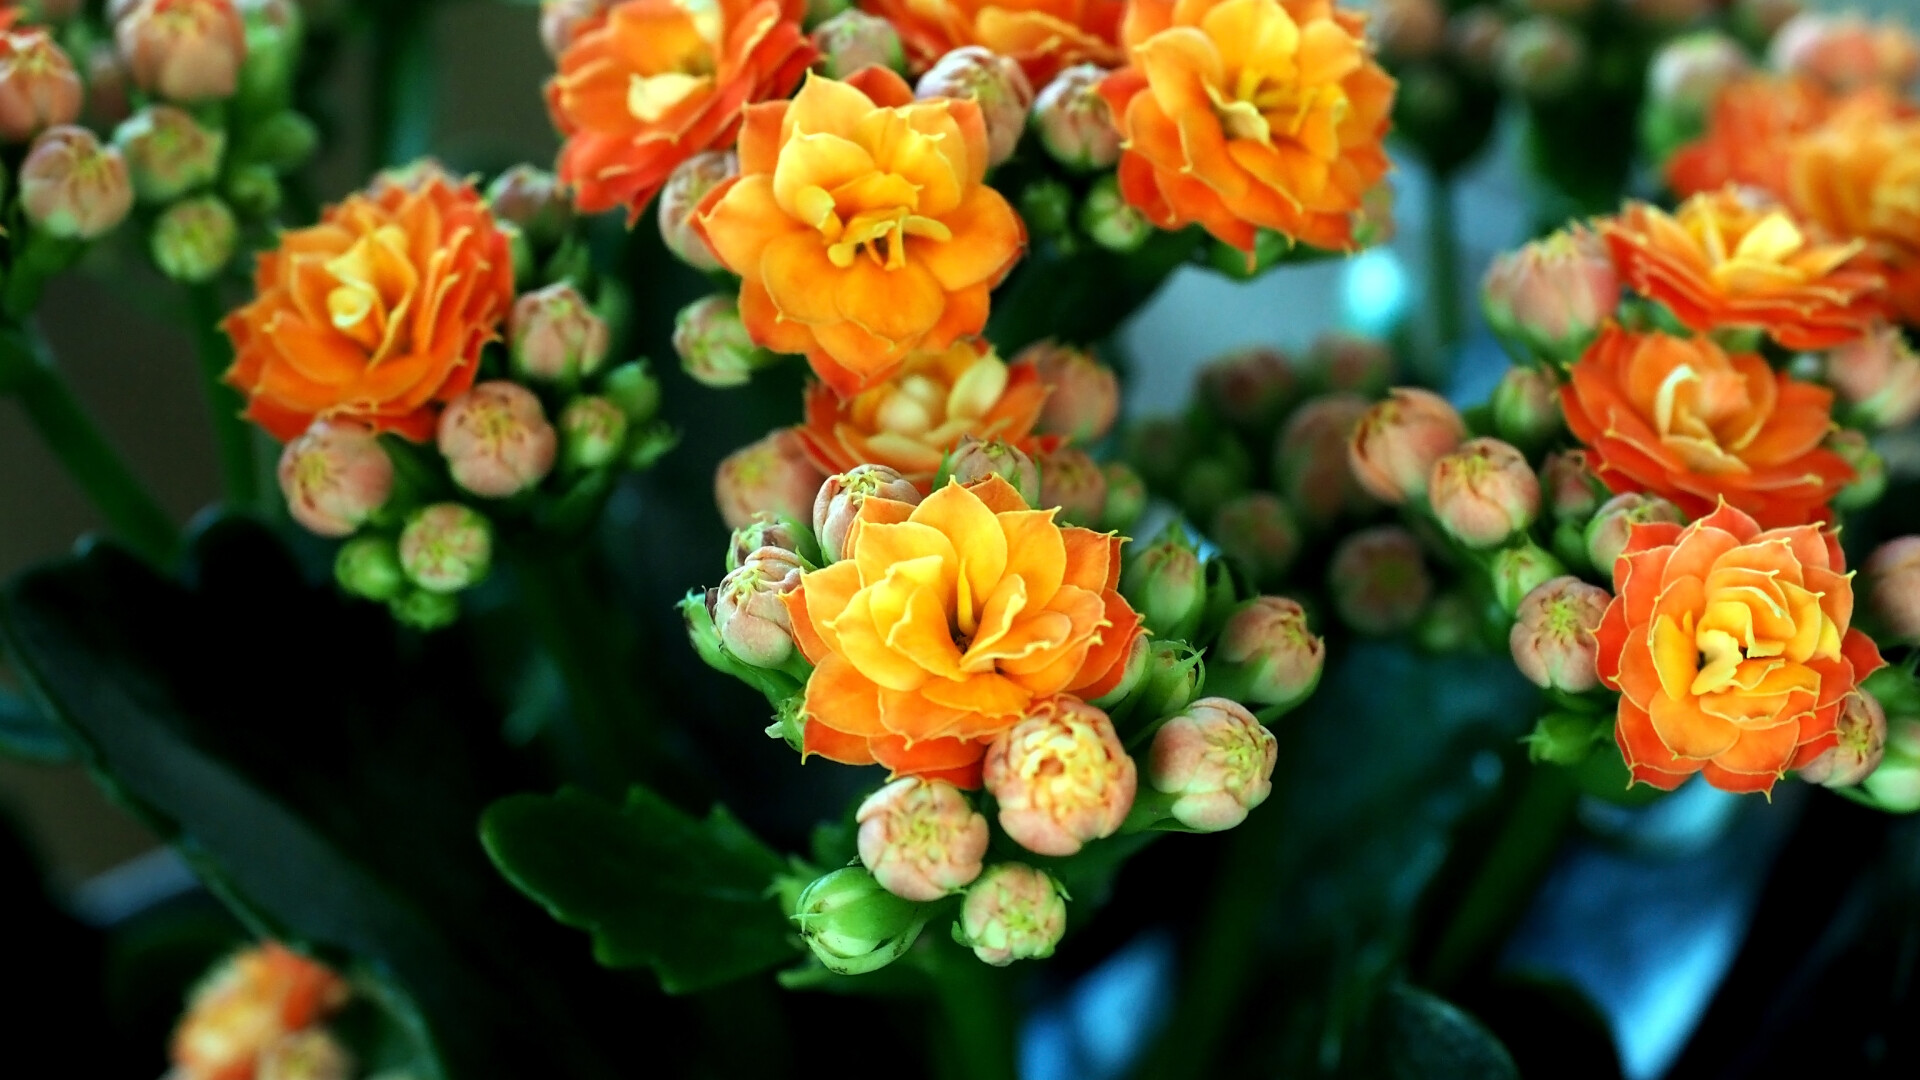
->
left=277, top=419, right=393, bottom=538
left=1497, top=17, right=1586, bottom=99
left=487, top=164, right=572, bottom=247
left=1429, top=438, right=1539, bottom=549
left=1828, top=325, right=1920, bottom=430
left=1863, top=719, right=1920, bottom=813
left=1798, top=691, right=1887, bottom=788
left=0, top=29, right=80, bottom=144
left=1867, top=537, right=1920, bottom=643
left=1649, top=32, right=1751, bottom=118
left=1508, top=575, right=1609, bottom=692
left=1372, top=0, right=1445, bottom=62
left=1121, top=523, right=1206, bottom=642
left=258, top=1030, right=352, bottom=1080
left=1620, top=0, right=1712, bottom=31
left=712, top=546, right=804, bottom=668
left=437, top=381, right=558, bottom=499
left=674, top=293, right=775, bottom=388
left=814, top=463, right=921, bottom=563
left=1277, top=393, right=1375, bottom=528
left=1031, top=63, right=1121, bottom=170
left=1023, top=340, right=1119, bottom=444
left=151, top=194, right=238, bottom=283
left=1482, top=226, right=1617, bottom=365
left=1329, top=525, right=1431, bottom=635
left=1211, top=596, right=1324, bottom=708
left=558, top=395, right=629, bottom=472
left=716, top=430, right=828, bottom=531
left=657, top=150, right=735, bottom=272
left=1306, top=332, right=1397, bottom=397
left=984, top=696, right=1136, bottom=857
left=949, top=435, right=1041, bottom=506
left=1584, top=492, right=1684, bottom=574
left=398, top=503, right=493, bottom=593
left=1147, top=698, right=1278, bottom=832
left=1541, top=450, right=1602, bottom=520
left=916, top=46, right=1033, bottom=168
left=539, top=0, right=608, bottom=59
left=20, top=126, right=133, bottom=240
left=727, top=511, right=807, bottom=571
left=1101, top=461, right=1146, bottom=532
left=170, top=944, right=349, bottom=1080
left=855, top=777, right=989, bottom=901
left=1492, top=541, right=1568, bottom=616
left=1769, top=13, right=1918, bottom=94
left=1491, top=366, right=1562, bottom=449
left=113, top=104, right=223, bottom=203
left=510, top=283, right=610, bottom=383
left=810, top=10, right=903, bottom=78
left=1449, top=8, right=1507, bottom=80
left=1829, top=430, right=1886, bottom=512
left=956, top=863, right=1067, bottom=966
left=1198, top=346, right=1298, bottom=430
left=1348, top=387, right=1468, bottom=505
left=1037, top=446, right=1107, bottom=527
left=117, top=0, right=248, bottom=104
left=1210, top=492, right=1302, bottom=588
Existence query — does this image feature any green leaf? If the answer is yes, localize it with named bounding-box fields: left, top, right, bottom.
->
left=0, top=688, right=76, bottom=762
left=481, top=785, right=797, bottom=992
left=1355, top=985, right=1520, bottom=1080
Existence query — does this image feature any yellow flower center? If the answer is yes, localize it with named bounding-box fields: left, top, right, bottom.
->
left=824, top=206, right=954, bottom=270
left=324, top=224, right=415, bottom=358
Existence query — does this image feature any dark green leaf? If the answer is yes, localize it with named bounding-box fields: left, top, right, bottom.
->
left=0, top=688, right=76, bottom=762
left=481, top=785, right=797, bottom=992
left=1355, top=985, right=1520, bottom=1080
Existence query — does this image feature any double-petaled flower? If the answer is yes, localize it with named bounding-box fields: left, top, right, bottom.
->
left=861, top=0, right=1125, bottom=84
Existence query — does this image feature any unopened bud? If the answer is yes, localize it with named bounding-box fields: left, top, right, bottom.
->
left=1648, top=32, right=1751, bottom=119
left=814, top=463, right=922, bottom=563
left=258, top=1030, right=352, bottom=1080
left=1019, top=177, right=1073, bottom=240
left=1278, top=394, right=1373, bottom=527
left=983, top=697, right=1135, bottom=857
left=114, top=104, right=223, bottom=203
left=728, top=511, right=808, bottom=571
left=1768, top=12, right=1919, bottom=93
left=0, top=28, right=81, bottom=143
left=915, top=46, right=1032, bottom=167
left=1035, top=446, right=1107, bottom=526
left=1524, top=710, right=1607, bottom=765
left=1509, top=575, right=1608, bottom=691
left=334, top=535, right=405, bottom=602
left=1031, top=63, right=1120, bottom=171
left=117, top=0, right=249, bottom=103
left=1491, top=366, right=1562, bottom=450
left=657, top=150, right=735, bottom=271
left=1799, top=691, right=1887, bottom=788
left=712, top=546, right=804, bottom=668
left=151, top=194, right=237, bottom=282
left=1867, top=537, right=1920, bottom=643
left=792, top=866, right=928, bottom=975
left=1147, top=698, right=1277, bottom=832
left=510, top=282, right=609, bottom=384
left=1429, top=438, right=1540, bottom=549
left=1128, top=638, right=1205, bottom=721
left=1373, top=0, right=1446, bottom=62
left=539, top=0, right=608, bottom=59
left=1497, top=16, right=1586, bottom=99
left=390, top=587, right=460, bottom=630
left=949, top=436, right=1040, bottom=506
left=1829, top=430, right=1886, bottom=512
left=602, top=361, right=662, bottom=423
left=1100, top=461, right=1146, bottom=532
left=398, top=503, right=492, bottom=593
left=223, top=161, right=280, bottom=216
left=1828, top=325, right=1920, bottom=430
left=1198, top=346, right=1298, bottom=431
left=170, top=944, right=348, bottom=1080
left=1541, top=450, right=1602, bottom=520
left=856, top=777, right=989, bottom=901
left=559, top=395, right=629, bottom=471
left=1482, top=225, right=1618, bottom=365
left=1330, top=525, right=1431, bottom=635
left=1121, top=523, right=1207, bottom=642
left=674, top=294, right=774, bottom=388
left=1585, top=492, right=1683, bottom=575
left=955, top=863, right=1067, bottom=966
left=1209, top=596, right=1324, bottom=708
left=716, top=430, right=827, bottom=530
left=21, top=125, right=133, bottom=240
left=1022, top=340, right=1118, bottom=444
left=438, top=381, right=558, bottom=498
left=21, top=0, right=86, bottom=21
left=810, top=10, right=903, bottom=78
left=1348, top=387, right=1468, bottom=504
left=1416, top=589, right=1481, bottom=654
left=277, top=419, right=392, bottom=537
left=487, top=163, right=571, bottom=246
left=1082, top=173, right=1150, bottom=252
left=1305, top=332, right=1397, bottom=397
left=1091, top=632, right=1150, bottom=709
left=241, top=109, right=318, bottom=174
left=1210, top=492, right=1302, bottom=588
left=1492, top=542, right=1567, bottom=616
left=1862, top=719, right=1920, bottom=813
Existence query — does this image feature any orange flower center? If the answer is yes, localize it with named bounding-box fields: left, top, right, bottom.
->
left=1650, top=559, right=1841, bottom=719
left=1628, top=337, right=1773, bottom=475
left=1683, top=199, right=1860, bottom=294
left=1184, top=0, right=1356, bottom=154
left=621, top=0, right=725, bottom=122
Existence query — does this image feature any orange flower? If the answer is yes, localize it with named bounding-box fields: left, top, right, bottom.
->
left=545, top=0, right=814, bottom=219
left=1666, top=74, right=1832, bottom=198
left=1596, top=502, right=1884, bottom=794
left=1561, top=325, right=1853, bottom=529
left=792, top=339, right=1055, bottom=488
left=224, top=175, right=515, bottom=442
left=171, top=943, right=349, bottom=1080
left=695, top=68, right=1026, bottom=397
left=1601, top=188, right=1886, bottom=350
left=1786, top=99, right=1920, bottom=325
left=860, top=0, right=1124, bottom=84
left=784, top=475, right=1141, bottom=787
left=1097, top=0, right=1395, bottom=257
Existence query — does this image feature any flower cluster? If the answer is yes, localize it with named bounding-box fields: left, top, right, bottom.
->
left=169, top=942, right=351, bottom=1080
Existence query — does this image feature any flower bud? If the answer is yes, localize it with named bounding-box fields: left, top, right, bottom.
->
left=21, top=125, right=133, bottom=240
left=1209, top=492, right=1302, bottom=588
left=1330, top=525, right=1431, bottom=635
left=1305, top=332, right=1396, bottom=397
left=1541, top=450, right=1602, bottom=521
left=1416, top=590, right=1481, bottom=654
left=712, top=546, right=804, bottom=668
left=334, top=535, right=405, bottom=601
left=1100, top=461, right=1147, bottom=532
left=0, top=28, right=80, bottom=143
left=1867, top=537, right=1920, bottom=643
left=1147, top=698, right=1278, bottom=831
left=487, top=164, right=572, bottom=247
left=1769, top=13, right=1919, bottom=94
left=242, top=109, right=319, bottom=174
left=915, top=46, right=1032, bottom=168
left=1278, top=393, right=1375, bottom=528
left=1031, top=63, right=1120, bottom=171
left=1648, top=32, right=1751, bottom=119
left=810, top=10, right=903, bottom=78
left=792, top=866, right=928, bottom=976
left=1348, top=387, right=1468, bottom=505
left=955, top=863, right=1067, bottom=966
left=657, top=150, right=735, bottom=272
left=1209, top=596, right=1324, bottom=709
left=558, top=395, right=629, bottom=472
left=1491, top=366, right=1562, bottom=450
left=117, top=0, right=248, bottom=103
left=717, top=430, right=828, bottom=531
left=1037, top=446, right=1107, bottom=526
left=1509, top=575, right=1608, bottom=692
left=1828, top=430, right=1885, bottom=512
left=1862, top=719, right=1920, bottom=814
left=114, top=104, right=223, bottom=203
left=1428, top=438, right=1540, bottom=549
left=223, top=161, right=280, bottom=216
left=949, top=436, right=1041, bottom=506
left=277, top=419, right=392, bottom=537
left=170, top=944, right=349, bottom=1080
left=1497, top=16, right=1586, bottom=99
left=1798, top=691, right=1887, bottom=788
left=258, top=1030, right=352, bottom=1080
left=1129, top=638, right=1205, bottom=721
left=984, top=696, right=1135, bottom=856
left=1022, top=340, right=1119, bottom=444
left=1524, top=710, right=1607, bottom=765
left=539, top=0, right=608, bottom=59
left=1373, top=0, right=1446, bottom=62
left=438, top=381, right=558, bottom=498
left=1198, top=346, right=1298, bottom=431
left=602, top=361, right=662, bottom=423
left=1482, top=226, right=1617, bottom=364
left=674, top=293, right=775, bottom=388
left=1082, top=173, right=1150, bottom=252
left=1121, top=523, right=1207, bottom=642
left=1584, top=492, right=1683, bottom=574
left=151, top=194, right=238, bottom=283
left=727, top=511, right=808, bottom=571
left=1828, top=325, right=1920, bottom=430
left=814, top=463, right=922, bottom=563
left=1128, top=416, right=1191, bottom=490
left=398, top=504, right=492, bottom=594
left=510, top=282, right=609, bottom=384
left=389, top=587, right=460, bottom=630
left=1492, top=542, right=1567, bottom=617
left=856, top=777, right=989, bottom=902
left=1091, top=632, right=1150, bottom=709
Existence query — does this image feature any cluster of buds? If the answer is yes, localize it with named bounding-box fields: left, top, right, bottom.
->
left=169, top=942, right=351, bottom=1080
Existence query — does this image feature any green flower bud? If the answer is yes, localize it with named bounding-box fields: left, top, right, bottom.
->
left=601, top=362, right=663, bottom=424
left=1121, top=523, right=1207, bottom=642
left=559, top=396, right=629, bottom=472
left=224, top=162, right=281, bottom=217
left=792, top=867, right=929, bottom=975
left=151, top=195, right=238, bottom=283
left=334, top=535, right=405, bottom=602
left=1525, top=711, right=1608, bottom=766
left=389, top=587, right=460, bottom=632
left=1100, top=461, right=1147, bottom=533
left=1081, top=174, right=1150, bottom=252
left=113, top=104, right=224, bottom=204
left=1491, top=541, right=1567, bottom=617
left=242, top=109, right=319, bottom=174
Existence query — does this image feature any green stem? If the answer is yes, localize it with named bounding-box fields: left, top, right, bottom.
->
left=367, top=2, right=435, bottom=173
left=1426, top=169, right=1464, bottom=366
left=0, top=330, right=179, bottom=566
left=927, top=940, right=1018, bottom=1080
left=186, top=285, right=259, bottom=509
